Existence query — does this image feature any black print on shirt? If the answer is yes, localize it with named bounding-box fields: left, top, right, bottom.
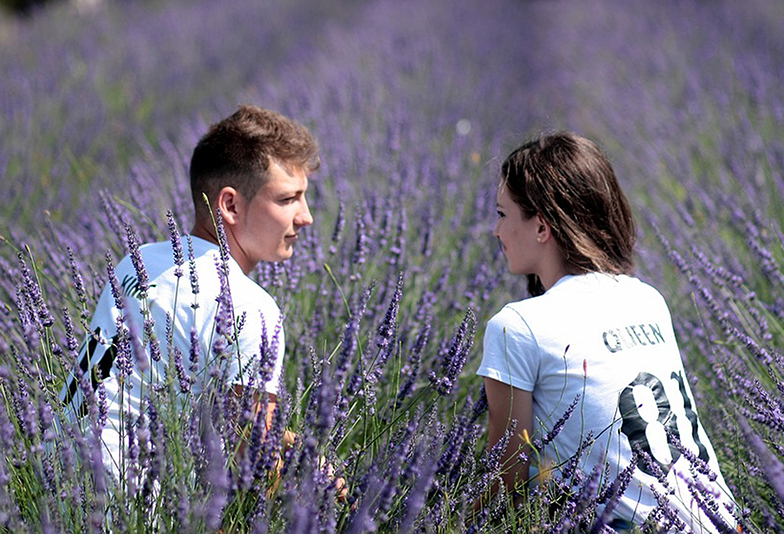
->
left=618, top=371, right=709, bottom=476
left=120, top=274, right=155, bottom=300
left=603, top=323, right=665, bottom=353
left=62, top=326, right=118, bottom=418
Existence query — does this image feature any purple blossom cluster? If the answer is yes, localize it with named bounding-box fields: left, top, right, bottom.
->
left=1, top=0, right=784, bottom=531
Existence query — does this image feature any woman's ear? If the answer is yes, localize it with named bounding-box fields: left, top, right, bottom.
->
left=216, top=187, right=242, bottom=226
left=535, top=213, right=552, bottom=243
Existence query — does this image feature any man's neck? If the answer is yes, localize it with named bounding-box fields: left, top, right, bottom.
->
left=190, top=219, right=254, bottom=276
left=190, top=220, right=219, bottom=246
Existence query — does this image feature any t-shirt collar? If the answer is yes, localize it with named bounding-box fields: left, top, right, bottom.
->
left=546, top=272, right=621, bottom=294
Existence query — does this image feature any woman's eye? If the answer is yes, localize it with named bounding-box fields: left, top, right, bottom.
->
left=496, top=211, right=505, bottom=218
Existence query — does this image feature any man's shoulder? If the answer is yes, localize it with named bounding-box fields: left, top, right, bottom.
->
left=112, top=240, right=173, bottom=279
left=228, top=268, right=280, bottom=313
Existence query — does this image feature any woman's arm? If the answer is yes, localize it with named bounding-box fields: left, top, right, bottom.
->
left=485, top=377, right=534, bottom=494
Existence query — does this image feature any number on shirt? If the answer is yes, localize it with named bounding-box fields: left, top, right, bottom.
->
left=618, top=371, right=709, bottom=476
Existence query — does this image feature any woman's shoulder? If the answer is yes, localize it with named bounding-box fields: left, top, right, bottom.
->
left=486, top=298, right=544, bottom=338
left=549, top=272, right=667, bottom=299
left=614, top=274, right=670, bottom=306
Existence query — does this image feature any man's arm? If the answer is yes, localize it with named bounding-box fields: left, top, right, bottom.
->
left=230, top=385, right=346, bottom=498
left=230, top=385, right=295, bottom=455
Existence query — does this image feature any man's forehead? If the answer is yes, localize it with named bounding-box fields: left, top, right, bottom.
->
left=263, top=161, right=308, bottom=191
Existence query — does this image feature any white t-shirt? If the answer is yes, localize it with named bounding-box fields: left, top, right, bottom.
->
left=478, top=273, right=735, bottom=532
left=59, top=236, right=284, bottom=477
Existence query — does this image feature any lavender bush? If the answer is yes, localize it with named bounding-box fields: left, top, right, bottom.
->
left=2, top=0, right=784, bottom=531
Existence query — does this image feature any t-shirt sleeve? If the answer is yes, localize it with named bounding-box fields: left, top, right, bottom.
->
left=477, top=305, right=539, bottom=391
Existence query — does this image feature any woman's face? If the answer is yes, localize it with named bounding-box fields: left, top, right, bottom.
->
left=494, top=184, right=542, bottom=276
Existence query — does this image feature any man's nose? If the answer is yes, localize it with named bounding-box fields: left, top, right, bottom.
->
left=295, top=198, right=313, bottom=227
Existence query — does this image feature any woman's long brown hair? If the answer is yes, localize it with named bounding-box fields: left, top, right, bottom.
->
left=501, top=132, right=636, bottom=296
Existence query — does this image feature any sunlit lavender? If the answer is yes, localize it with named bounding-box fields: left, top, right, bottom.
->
left=1, top=0, right=784, bottom=531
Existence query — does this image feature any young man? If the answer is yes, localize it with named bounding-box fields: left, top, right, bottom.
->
left=60, top=105, right=318, bottom=479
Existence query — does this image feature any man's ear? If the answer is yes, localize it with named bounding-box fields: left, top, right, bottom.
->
left=216, top=187, right=243, bottom=226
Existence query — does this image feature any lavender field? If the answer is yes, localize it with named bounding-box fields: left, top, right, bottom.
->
left=2, top=0, right=784, bottom=531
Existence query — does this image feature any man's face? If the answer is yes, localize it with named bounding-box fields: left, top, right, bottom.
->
left=233, top=161, right=313, bottom=272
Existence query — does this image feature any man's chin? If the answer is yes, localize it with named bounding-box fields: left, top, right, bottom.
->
left=259, top=251, right=293, bottom=264
left=277, top=248, right=294, bottom=262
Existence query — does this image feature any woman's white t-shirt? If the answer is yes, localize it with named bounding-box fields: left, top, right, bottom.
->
left=478, top=273, right=735, bottom=532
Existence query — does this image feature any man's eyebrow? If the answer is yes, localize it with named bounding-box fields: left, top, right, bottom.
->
left=277, top=188, right=306, bottom=196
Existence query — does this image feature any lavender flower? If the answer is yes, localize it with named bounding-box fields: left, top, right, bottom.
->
left=105, top=251, right=125, bottom=313
left=189, top=326, right=200, bottom=373
left=738, top=416, right=784, bottom=505
left=211, top=254, right=234, bottom=360
left=166, top=210, right=184, bottom=278
left=3, top=0, right=784, bottom=531
left=329, top=201, right=346, bottom=256
left=351, top=208, right=368, bottom=266
left=125, top=411, right=139, bottom=497
left=429, top=308, right=476, bottom=395
left=66, top=246, right=88, bottom=317
left=17, top=251, right=54, bottom=328
left=173, top=346, right=191, bottom=393
left=375, top=271, right=403, bottom=349
left=542, top=394, right=580, bottom=447
left=124, top=222, right=149, bottom=298
left=186, top=234, right=200, bottom=307
left=397, top=436, right=440, bottom=533
left=592, top=454, right=637, bottom=531
left=214, top=209, right=231, bottom=266
left=144, top=317, right=161, bottom=362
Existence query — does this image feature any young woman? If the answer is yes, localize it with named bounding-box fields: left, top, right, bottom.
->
left=477, top=132, right=736, bottom=531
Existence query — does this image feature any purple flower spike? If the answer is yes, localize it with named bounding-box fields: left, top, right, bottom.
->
left=186, top=235, right=200, bottom=306
left=738, top=417, right=784, bottom=505
left=201, top=421, right=228, bottom=530
left=189, top=326, right=200, bottom=373
left=124, top=222, right=149, bottom=298
left=166, top=210, right=184, bottom=279
left=66, top=247, right=88, bottom=317
left=173, top=346, right=191, bottom=393
left=329, top=201, right=346, bottom=255
left=352, top=208, right=368, bottom=266
left=542, top=394, right=580, bottom=446
left=375, top=271, right=403, bottom=349
left=105, top=251, right=125, bottom=313
left=144, top=317, right=161, bottom=362
left=214, top=209, right=231, bottom=266
left=17, top=251, right=54, bottom=329
left=429, top=308, right=476, bottom=395
left=592, top=453, right=637, bottom=531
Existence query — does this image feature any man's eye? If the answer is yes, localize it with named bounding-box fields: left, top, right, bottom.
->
left=496, top=211, right=505, bottom=218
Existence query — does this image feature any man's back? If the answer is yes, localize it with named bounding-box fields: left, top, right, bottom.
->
left=60, top=235, right=285, bottom=477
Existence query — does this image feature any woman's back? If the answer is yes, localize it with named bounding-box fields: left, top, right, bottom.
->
left=480, top=272, right=735, bottom=530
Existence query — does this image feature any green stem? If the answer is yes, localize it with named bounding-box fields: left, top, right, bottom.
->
left=323, top=263, right=352, bottom=318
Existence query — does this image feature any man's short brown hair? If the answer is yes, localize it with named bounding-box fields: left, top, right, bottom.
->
left=189, top=105, right=320, bottom=218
